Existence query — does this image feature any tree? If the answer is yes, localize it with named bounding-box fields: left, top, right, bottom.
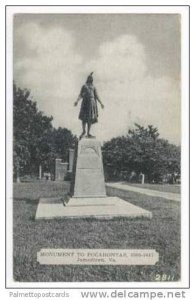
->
left=102, top=124, right=180, bottom=183
left=13, top=83, right=77, bottom=180
left=13, top=83, right=53, bottom=178
left=52, top=127, right=77, bottom=162
left=40, top=127, right=77, bottom=176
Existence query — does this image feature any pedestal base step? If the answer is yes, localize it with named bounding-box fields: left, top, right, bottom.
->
left=35, top=197, right=152, bottom=220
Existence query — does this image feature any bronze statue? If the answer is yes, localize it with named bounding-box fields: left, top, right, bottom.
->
left=74, top=72, right=104, bottom=139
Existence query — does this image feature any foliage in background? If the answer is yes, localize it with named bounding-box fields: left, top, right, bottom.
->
left=102, top=124, right=180, bottom=183
left=14, top=84, right=180, bottom=183
left=13, top=83, right=76, bottom=179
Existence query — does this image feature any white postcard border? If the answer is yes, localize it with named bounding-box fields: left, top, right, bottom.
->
left=5, top=4, right=189, bottom=289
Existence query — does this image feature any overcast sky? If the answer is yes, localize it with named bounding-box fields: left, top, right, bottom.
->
left=14, top=14, right=181, bottom=144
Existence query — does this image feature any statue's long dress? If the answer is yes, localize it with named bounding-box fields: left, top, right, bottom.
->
left=78, top=83, right=99, bottom=124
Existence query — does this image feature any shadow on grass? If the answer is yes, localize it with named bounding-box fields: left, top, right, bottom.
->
left=14, top=197, right=39, bottom=205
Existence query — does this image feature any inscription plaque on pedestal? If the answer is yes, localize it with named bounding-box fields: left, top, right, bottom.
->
left=73, top=138, right=106, bottom=198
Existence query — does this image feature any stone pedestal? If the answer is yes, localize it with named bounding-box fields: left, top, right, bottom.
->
left=72, top=138, right=106, bottom=198
left=35, top=138, right=152, bottom=220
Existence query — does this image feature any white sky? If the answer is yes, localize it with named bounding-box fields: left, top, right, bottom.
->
left=14, top=14, right=181, bottom=144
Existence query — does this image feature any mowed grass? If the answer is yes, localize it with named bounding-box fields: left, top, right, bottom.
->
left=13, top=181, right=180, bottom=282
left=127, top=183, right=180, bottom=194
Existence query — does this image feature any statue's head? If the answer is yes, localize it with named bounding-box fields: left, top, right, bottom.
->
left=86, top=72, right=93, bottom=84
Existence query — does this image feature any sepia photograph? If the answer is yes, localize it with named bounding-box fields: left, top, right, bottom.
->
left=5, top=5, right=189, bottom=287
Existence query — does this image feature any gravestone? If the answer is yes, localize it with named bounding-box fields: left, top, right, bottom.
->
left=55, top=159, right=68, bottom=181
left=39, top=165, right=42, bottom=180
left=68, top=149, right=75, bottom=173
left=73, top=138, right=106, bottom=197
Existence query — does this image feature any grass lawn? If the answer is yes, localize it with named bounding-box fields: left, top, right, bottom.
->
left=127, top=183, right=180, bottom=194
left=13, top=181, right=180, bottom=282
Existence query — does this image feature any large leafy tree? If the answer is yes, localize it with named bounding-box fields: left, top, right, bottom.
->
left=13, top=83, right=76, bottom=180
left=102, top=123, right=180, bottom=182
left=52, top=127, right=77, bottom=162
left=13, top=83, right=53, bottom=178
left=43, top=127, right=77, bottom=176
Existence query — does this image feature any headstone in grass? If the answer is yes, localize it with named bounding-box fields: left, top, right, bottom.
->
left=55, top=159, right=68, bottom=181
left=68, top=148, right=75, bottom=172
